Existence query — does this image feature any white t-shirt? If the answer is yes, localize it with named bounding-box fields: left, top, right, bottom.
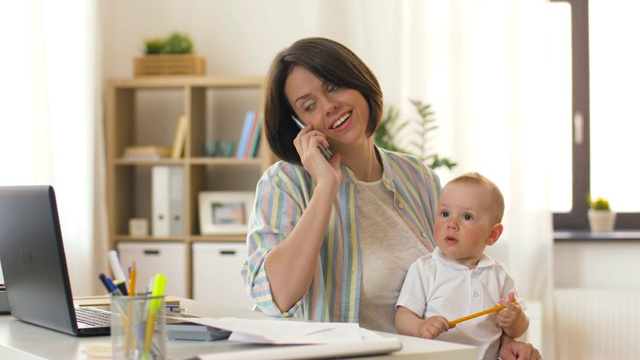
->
left=357, top=179, right=428, bottom=333
left=396, top=248, right=518, bottom=360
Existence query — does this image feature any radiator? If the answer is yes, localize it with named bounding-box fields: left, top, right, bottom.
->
left=554, top=288, right=640, bottom=360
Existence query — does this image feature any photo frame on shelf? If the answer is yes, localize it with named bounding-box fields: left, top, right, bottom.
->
left=198, top=191, right=254, bottom=235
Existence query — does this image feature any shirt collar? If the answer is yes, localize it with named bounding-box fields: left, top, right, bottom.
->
left=433, top=247, right=496, bottom=270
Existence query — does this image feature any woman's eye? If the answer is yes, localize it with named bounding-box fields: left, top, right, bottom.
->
left=302, top=101, right=316, bottom=112
left=327, top=83, right=338, bottom=92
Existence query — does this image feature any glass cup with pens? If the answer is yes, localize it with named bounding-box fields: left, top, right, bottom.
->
left=101, top=268, right=167, bottom=360
left=111, top=293, right=166, bottom=360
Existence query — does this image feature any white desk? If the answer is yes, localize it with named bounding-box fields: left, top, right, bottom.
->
left=0, top=298, right=476, bottom=360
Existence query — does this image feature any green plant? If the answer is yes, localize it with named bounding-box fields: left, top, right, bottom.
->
left=144, top=32, right=193, bottom=55
left=374, top=99, right=457, bottom=170
left=587, top=194, right=611, bottom=211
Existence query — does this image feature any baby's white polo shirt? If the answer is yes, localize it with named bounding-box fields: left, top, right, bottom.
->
left=396, top=247, right=518, bottom=360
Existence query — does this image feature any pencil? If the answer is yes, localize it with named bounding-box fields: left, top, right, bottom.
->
left=128, top=262, right=136, bottom=297
left=448, top=299, right=523, bottom=326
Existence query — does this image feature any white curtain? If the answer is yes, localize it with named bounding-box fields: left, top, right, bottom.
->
left=317, top=0, right=556, bottom=357
left=0, top=0, right=106, bottom=296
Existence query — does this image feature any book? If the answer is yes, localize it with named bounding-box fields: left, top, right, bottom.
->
left=236, top=111, right=255, bottom=158
left=171, top=114, right=188, bottom=159
left=248, top=114, right=262, bottom=158
left=73, top=295, right=180, bottom=307
left=123, top=145, right=171, bottom=159
left=243, top=111, right=260, bottom=158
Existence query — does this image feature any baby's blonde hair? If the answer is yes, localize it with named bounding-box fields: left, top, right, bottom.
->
left=446, top=172, right=505, bottom=225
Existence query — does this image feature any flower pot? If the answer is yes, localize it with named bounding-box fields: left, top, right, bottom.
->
left=587, top=209, right=616, bottom=233
left=133, top=54, right=206, bottom=76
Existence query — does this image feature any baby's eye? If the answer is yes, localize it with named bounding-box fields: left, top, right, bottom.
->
left=441, top=211, right=450, bottom=218
left=463, top=214, right=473, bottom=221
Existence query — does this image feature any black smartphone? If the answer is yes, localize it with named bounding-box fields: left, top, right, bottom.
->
left=291, top=115, right=333, bottom=161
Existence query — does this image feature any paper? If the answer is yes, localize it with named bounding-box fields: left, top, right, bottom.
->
left=166, top=316, right=364, bottom=345
left=193, top=337, right=402, bottom=360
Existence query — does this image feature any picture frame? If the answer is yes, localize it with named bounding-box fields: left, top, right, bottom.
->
left=198, top=191, right=254, bottom=235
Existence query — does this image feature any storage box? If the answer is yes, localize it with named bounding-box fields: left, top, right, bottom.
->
left=116, top=242, right=187, bottom=297
left=192, top=242, right=254, bottom=309
left=134, top=54, right=206, bottom=76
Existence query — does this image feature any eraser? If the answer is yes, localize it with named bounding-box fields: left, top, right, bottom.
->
left=515, top=297, right=527, bottom=311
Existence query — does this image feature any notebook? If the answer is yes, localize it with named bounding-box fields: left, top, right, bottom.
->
left=0, top=185, right=111, bottom=336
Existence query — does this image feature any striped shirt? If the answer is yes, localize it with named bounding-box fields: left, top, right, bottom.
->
left=241, top=147, right=441, bottom=323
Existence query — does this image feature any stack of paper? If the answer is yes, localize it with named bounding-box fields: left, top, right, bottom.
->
left=166, top=316, right=403, bottom=360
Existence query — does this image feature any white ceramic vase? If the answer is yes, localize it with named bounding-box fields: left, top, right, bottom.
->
left=587, top=209, right=616, bottom=233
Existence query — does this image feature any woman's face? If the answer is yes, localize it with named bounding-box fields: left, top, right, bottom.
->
left=284, top=65, right=370, bottom=149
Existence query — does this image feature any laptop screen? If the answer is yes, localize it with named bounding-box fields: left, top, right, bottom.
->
left=0, top=185, right=107, bottom=335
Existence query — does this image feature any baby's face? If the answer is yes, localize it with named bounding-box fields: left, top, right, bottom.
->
left=433, top=182, right=497, bottom=268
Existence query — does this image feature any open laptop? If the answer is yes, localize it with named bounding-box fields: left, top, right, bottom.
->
left=0, top=185, right=110, bottom=336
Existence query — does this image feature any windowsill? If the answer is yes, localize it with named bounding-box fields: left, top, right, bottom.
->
left=554, top=230, right=640, bottom=242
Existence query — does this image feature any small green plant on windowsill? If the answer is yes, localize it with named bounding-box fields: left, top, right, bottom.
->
left=586, top=194, right=611, bottom=211
left=586, top=193, right=615, bottom=233
left=374, top=99, right=457, bottom=171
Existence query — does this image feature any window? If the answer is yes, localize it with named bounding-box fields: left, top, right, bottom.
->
left=550, top=0, right=640, bottom=230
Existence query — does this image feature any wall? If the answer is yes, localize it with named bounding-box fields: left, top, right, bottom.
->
left=554, top=241, right=640, bottom=288
left=100, top=1, right=318, bottom=79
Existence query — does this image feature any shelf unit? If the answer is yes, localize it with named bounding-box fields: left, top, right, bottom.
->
left=105, top=76, right=273, bottom=297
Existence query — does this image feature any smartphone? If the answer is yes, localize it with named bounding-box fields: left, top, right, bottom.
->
left=291, top=115, right=333, bottom=161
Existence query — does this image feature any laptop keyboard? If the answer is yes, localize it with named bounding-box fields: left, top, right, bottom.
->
left=75, top=307, right=111, bottom=327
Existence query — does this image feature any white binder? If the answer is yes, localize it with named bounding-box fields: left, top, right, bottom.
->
left=152, top=166, right=184, bottom=237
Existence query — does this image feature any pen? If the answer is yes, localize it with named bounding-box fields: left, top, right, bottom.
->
left=99, top=273, right=123, bottom=296
left=114, top=280, right=129, bottom=296
left=448, top=298, right=526, bottom=326
left=98, top=273, right=112, bottom=294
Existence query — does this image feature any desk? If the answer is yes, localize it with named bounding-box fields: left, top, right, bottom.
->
left=0, top=298, right=476, bottom=360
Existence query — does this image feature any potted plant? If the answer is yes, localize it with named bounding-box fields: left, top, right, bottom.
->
left=586, top=194, right=616, bottom=232
left=134, top=32, right=205, bottom=76
left=374, top=99, right=457, bottom=171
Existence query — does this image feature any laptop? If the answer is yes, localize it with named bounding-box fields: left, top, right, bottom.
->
left=0, top=185, right=110, bottom=336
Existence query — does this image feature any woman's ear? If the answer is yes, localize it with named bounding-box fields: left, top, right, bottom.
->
left=485, top=223, right=504, bottom=246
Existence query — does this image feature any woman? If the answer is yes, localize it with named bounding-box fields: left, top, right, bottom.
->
left=241, top=37, right=540, bottom=360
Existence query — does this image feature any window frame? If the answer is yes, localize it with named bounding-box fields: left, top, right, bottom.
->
left=551, top=0, right=638, bottom=230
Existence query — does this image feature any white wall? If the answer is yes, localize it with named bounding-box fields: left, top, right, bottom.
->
left=554, top=241, right=640, bottom=288
left=99, top=1, right=409, bottom=107
left=100, top=1, right=319, bottom=80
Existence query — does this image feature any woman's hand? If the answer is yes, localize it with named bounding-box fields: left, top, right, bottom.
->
left=500, top=334, right=542, bottom=360
left=293, top=124, right=341, bottom=186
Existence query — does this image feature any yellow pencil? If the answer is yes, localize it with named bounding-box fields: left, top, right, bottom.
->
left=448, top=298, right=525, bottom=326
left=128, top=262, right=136, bottom=297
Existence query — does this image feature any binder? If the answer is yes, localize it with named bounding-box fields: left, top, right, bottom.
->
left=152, top=166, right=184, bottom=236
left=169, top=166, right=185, bottom=236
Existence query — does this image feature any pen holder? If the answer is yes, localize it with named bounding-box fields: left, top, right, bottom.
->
left=111, top=295, right=167, bottom=360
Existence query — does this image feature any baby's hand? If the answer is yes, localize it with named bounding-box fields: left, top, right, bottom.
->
left=417, top=315, right=452, bottom=339
left=496, top=292, right=525, bottom=329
